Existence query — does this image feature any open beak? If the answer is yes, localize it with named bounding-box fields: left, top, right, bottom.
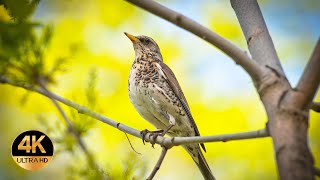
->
left=124, top=32, right=140, bottom=43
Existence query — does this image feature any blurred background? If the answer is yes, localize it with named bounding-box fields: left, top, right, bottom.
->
left=0, top=0, right=319, bottom=179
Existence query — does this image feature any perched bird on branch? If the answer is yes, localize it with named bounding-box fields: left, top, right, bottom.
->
left=125, top=32, right=215, bottom=180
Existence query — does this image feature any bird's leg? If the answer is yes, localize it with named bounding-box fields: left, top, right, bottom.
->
left=140, top=125, right=174, bottom=148
left=160, top=124, right=174, bottom=136
left=141, top=129, right=163, bottom=145
left=161, top=112, right=176, bottom=136
left=141, top=113, right=176, bottom=148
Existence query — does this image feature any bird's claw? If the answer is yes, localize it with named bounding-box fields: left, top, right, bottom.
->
left=140, top=129, right=164, bottom=147
left=150, top=133, right=160, bottom=148
left=140, top=129, right=149, bottom=145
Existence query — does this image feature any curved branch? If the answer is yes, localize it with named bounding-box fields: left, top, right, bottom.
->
left=0, top=76, right=269, bottom=148
left=230, top=0, right=284, bottom=75
left=125, top=0, right=265, bottom=82
left=0, top=76, right=142, bottom=138
left=296, top=39, right=320, bottom=108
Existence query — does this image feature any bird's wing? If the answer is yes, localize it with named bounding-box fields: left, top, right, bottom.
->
left=156, top=61, right=206, bottom=152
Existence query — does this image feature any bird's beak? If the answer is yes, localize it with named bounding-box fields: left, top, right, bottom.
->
left=124, top=32, right=140, bottom=43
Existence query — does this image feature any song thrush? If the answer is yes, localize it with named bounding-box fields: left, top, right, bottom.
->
left=125, top=32, right=215, bottom=180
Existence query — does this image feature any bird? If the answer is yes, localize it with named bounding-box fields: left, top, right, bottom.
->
left=125, top=32, right=215, bottom=180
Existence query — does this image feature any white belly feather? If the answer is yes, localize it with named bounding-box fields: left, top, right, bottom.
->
left=128, top=68, right=195, bottom=137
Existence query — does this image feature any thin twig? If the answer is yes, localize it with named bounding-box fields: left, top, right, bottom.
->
left=124, top=133, right=141, bottom=155
left=0, top=76, right=270, bottom=147
left=37, top=79, right=101, bottom=176
left=125, top=0, right=265, bottom=82
left=310, top=102, right=320, bottom=112
left=147, top=147, right=168, bottom=180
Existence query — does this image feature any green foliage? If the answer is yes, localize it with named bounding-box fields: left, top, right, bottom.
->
left=1, top=2, right=108, bottom=179
left=0, top=22, right=36, bottom=58
left=63, top=151, right=147, bottom=180
left=0, top=0, right=41, bottom=73
left=1, top=0, right=40, bottom=22
left=107, top=153, right=147, bottom=180
left=0, top=24, right=67, bottom=85
left=120, top=152, right=148, bottom=180
left=0, top=3, right=60, bottom=86
left=86, top=69, right=98, bottom=108
left=66, top=163, right=108, bottom=180
left=69, top=69, right=98, bottom=136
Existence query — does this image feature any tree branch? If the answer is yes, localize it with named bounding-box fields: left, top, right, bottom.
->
left=296, top=39, right=320, bottom=108
left=230, top=0, right=284, bottom=75
left=147, top=147, right=168, bottom=180
left=0, top=76, right=142, bottom=137
left=231, top=1, right=315, bottom=179
left=0, top=75, right=269, bottom=148
left=310, top=102, right=320, bottom=112
left=37, top=79, right=101, bottom=175
left=169, top=128, right=268, bottom=147
left=125, top=0, right=265, bottom=82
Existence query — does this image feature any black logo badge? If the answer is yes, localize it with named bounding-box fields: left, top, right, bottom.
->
left=12, top=130, right=54, bottom=170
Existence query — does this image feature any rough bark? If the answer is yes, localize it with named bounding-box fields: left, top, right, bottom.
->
left=231, top=0, right=315, bottom=179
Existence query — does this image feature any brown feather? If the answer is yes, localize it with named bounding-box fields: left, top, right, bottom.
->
left=157, top=61, right=206, bottom=152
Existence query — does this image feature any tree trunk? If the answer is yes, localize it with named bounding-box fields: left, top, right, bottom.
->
left=231, top=0, right=315, bottom=179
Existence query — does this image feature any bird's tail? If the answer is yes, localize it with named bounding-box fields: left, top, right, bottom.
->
left=183, top=144, right=215, bottom=180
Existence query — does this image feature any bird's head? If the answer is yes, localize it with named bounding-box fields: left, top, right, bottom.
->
left=124, top=32, right=162, bottom=61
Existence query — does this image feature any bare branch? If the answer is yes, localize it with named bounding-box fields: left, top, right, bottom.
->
left=0, top=76, right=141, bottom=137
left=125, top=0, right=265, bottom=82
left=296, top=39, right=320, bottom=108
left=310, top=102, right=320, bottom=112
left=0, top=76, right=269, bottom=148
left=37, top=79, right=101, bottom=175
left=147, top=147, right=168, bottom=180
left=230, top=0, right=284, bottom=75
left=168, top=128, right=269, bottom=147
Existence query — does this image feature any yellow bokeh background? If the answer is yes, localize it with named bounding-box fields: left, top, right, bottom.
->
left=0, top=1, right=319, bottom=179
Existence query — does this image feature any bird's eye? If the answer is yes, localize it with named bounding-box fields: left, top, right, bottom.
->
left=144, top=39, right=151, bottom=44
